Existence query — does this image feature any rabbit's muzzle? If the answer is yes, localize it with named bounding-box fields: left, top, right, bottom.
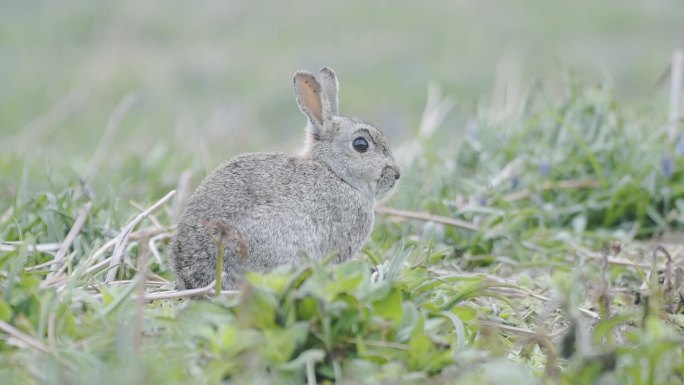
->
left=376, top=165, right=401, bottom=199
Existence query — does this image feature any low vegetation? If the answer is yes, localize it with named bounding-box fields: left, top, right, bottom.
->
left=2, top=79, right=684, bottom=385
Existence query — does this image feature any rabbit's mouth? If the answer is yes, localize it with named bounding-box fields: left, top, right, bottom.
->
left=375, top=165, right=400, bottom=201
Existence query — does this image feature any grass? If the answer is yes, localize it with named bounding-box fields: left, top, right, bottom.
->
left=2, top=74, right=684, bottom=384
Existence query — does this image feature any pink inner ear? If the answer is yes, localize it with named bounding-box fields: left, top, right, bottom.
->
left=297, top=77, right=323, bottom=124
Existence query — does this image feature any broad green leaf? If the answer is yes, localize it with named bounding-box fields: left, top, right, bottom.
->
left=296, top=296, right=320, bottom=321
left=325, top=273, right=363, bottom=299
left=245, top=268, right=291, bottom=294
left=361, top=281, right=392, bottom=302
left=262, top=322, right=310, bottom=364
left=439, top=311, right=466, bottom=352
left=450, top=305, right=477, bottom=323
left=396, top=302, right=419, bottom=342
left=237, top=286, right=278, bottom=329
left=407, top=334, right=433, bottom=371
left=372, top=288, right=403, bottom=324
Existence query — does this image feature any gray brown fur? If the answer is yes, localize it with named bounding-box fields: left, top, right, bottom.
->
left=169, top=68, right=400, bottom=289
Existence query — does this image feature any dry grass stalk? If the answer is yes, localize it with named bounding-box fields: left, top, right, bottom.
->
left=376, top=206, right=480, bottom=231
left=101, top=279, right=167, bottom=287
left=41, top=251, right=77, bottom=288
left=105, top=190, right=176, bottom=283
left=148, top=233, right=173, bottom=265
left=1, top=242, right=60, bottom=254
left=494, top=287, right=600, bottom=320
left=46, top=257, right=112, bottom=288
left=46, top=202, right=92, bottom=282
left=141, top=281, right=240, bottom=301
left=44, top=227, right=168, bottom=288
left=130, top=200, right=163, bottom=229
left=146, top=289, right=241, bottom=300
left=81, top=227, right=169, bottom=271
left=0, top=320, right=49, bottom=353
left=478, top=319, right=539, bottom=337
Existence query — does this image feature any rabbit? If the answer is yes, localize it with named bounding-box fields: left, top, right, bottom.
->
left=168, top=67, right=400, bottom=290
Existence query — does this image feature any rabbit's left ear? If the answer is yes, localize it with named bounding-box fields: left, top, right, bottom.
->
left=318, top=67, right=339, bottom=120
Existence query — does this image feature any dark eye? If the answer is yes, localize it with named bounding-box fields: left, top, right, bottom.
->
left=352, top=137, right=369, bottom=153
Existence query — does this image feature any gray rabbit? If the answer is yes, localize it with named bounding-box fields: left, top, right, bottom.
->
left=169, top=67, right=400, bottom=289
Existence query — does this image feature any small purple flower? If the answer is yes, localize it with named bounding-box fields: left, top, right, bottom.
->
left=540, top=162, right=550, bottom=178
left=478, top=196, right=488, bottom=207
left=663, top=155, right=673, bottom=178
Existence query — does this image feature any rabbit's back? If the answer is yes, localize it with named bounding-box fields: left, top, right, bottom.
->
left=169, top=152, right=374, bottom=289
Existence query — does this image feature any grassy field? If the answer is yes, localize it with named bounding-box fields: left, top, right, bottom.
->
left=2, top=1, right=684, bottom=384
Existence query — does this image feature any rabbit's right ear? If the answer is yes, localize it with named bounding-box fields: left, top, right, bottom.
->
left=294, top=71, right=324, bottom=135
left=318, top=67, right=339, bottom=120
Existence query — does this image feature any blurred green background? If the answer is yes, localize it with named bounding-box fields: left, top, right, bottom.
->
left=1, top=0, right=683, bottom=204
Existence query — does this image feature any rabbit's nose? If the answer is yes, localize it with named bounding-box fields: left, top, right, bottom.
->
left=392, top=166, right=401, bottom=180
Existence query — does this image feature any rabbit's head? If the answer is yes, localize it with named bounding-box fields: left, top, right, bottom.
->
left=294, top=67, right=400, bottom=201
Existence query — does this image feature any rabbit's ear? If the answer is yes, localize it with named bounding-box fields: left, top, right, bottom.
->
left=294, top=71, right=324, bottom=131
left=319, top=67, right=339, bottom=120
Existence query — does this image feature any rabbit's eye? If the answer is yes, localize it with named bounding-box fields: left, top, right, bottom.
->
left=352, top=137, right=369, bottom=153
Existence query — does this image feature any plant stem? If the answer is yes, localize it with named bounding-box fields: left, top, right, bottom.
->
left=214, top=237, right=224, bottom=296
